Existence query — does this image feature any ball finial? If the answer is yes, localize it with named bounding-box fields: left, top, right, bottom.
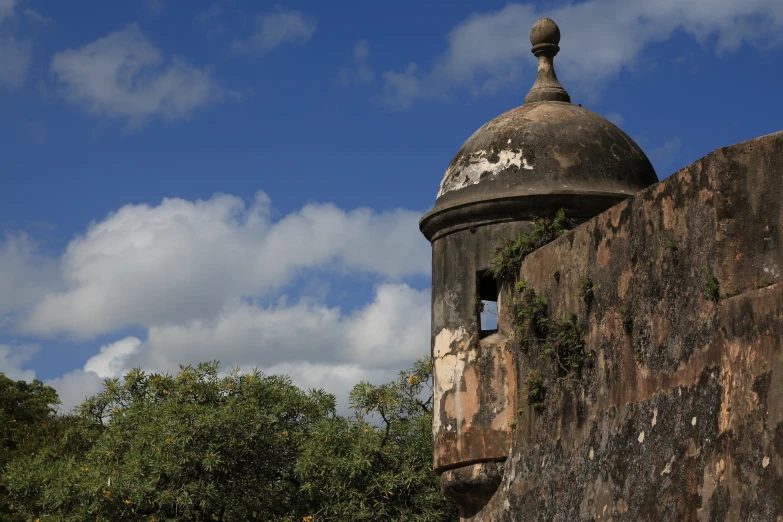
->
left=530, top=17, right=560, bottom=48
left=524, top=17, right=570, bottom=104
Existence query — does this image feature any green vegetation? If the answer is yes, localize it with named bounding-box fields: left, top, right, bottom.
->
left=508, top=279, right=588, bottom=411
left=578, top=277, right=595, bottom=305
left=298, top=357, right=455, bottom=521
left=474, top=294, right=484, bottom=315
left=510, top=283, right=586, bottom=379
left=0, top=374, right=62, bottom=522
left=509, top=285, right=549, bottom=342
left=1, top=359, right=457, bottom=522
left=491, top=210, right=587, bottom=412
left=702, top=266, right=720, bottom=303
left=541, top=314, right=586, bottom=377
left=526, top=370, right=546, bottom=412
left=490, top=209, right=573, bottom=281
left=664, top=236, right=677, bottom=251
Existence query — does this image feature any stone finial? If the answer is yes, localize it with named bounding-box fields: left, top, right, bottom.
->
left=523, top=18, right=571, bottom=104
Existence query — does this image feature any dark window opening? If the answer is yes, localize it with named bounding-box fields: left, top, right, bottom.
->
left=477, top=271, right=499, bottom=338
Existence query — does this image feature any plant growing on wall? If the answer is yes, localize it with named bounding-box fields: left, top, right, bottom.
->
left=702, top=266, right=720, bottom=302
left=541, top=314, right=586, bottom=377
left=578, top=277, right=595, bottom=305
left=509, top=284, right=549, bottom=343
left=526, top=370, right=546, bottom=412
left=489, top=209, right=573, bottom=281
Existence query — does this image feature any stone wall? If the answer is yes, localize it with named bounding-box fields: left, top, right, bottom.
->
left=473, top=130, right=783, bottom=521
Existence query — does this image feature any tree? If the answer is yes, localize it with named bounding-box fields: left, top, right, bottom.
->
left=0, top=373, right=62, bottom=522
left=3, top=359, right=458, bottom=521
left=0, top=373, right=60, bottom=464
left=295, top=357, right=458, bottom=521
left=4, top=362, right=335, bottom=521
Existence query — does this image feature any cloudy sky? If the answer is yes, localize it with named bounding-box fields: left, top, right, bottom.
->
left=1, top=0, right=782, bottom=413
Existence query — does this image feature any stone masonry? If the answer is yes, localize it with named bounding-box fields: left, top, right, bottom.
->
left=421, top=18, right=783, bottom=522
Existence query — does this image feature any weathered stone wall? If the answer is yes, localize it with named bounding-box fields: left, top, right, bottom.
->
left=431, top=221, right=527, bottom=472
left=473, top=130, right=783, bottom=521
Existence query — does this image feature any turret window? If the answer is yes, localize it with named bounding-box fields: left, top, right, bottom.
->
left=477, top=271, right=499, bottom=337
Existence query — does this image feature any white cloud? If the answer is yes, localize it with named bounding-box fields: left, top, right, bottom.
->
left=339, top=40, right=373, bottom=85
left=0, top=233, right=61, bottom=321
left=83, top=336, right=142, bottom=379
left=231, top=7, right=316, bottom=55
left=45, top=369, right=104, bottom=414
left=47, top=284, right=429, bottom=414
left=382, top=64, right=423, bottom=109
left=259, top=361, right=398, bottom=415
left=0, top=343, right=38, bottom=381
left=41, top=336, right=141, bottom=413
left=2, top=190, right=430, bottom=414
left=20, top=191, right=429, bottom=339
left=50, top=24, right=222, bottom=126
left=0, top=0, right=31, bottom=89
left=383, top=0, right=783, bottom=107
left=130, top=283, right=430, bottom=372
left=343, top=283, right=429, bottom=366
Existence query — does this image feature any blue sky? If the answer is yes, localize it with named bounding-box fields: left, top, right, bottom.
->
left=1, top=0, right=782, bottom=411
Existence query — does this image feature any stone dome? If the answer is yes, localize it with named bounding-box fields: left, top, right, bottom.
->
left=420, top=18, right=658, bottom=241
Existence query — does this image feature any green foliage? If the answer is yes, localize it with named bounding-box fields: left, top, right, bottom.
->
left=541, top=314, right=586, bottom=377
left=664, top=237, right=677, bottom=250
left=511, top=284, right=586, bottom=377
left=490, top=209, right=573, bottom=280
left=578, top=277, right=595, bottom=305
left=526, top=371, right=546, bottom=412
left=0, top=374, right=60, bottom=464
left=473, top=294, right=486, bottom=317
left=2, top=360, right=456, bottom=522
left=702, top=266, right=720, bottom=303
left=296, top=357, right=458, bottom=521
left=509, top=286, right=549, bottom=343
left=4, top=362, right=336, bottom=521
left=0, top=374, right=62, bottom=522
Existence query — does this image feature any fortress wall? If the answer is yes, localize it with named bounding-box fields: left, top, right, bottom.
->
left=476, top=130, right=783, bottom=521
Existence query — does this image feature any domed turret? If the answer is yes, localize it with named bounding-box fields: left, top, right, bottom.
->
left=420, top=18, right=657, bottom=240
left=421, top=18, right=659, bottom=517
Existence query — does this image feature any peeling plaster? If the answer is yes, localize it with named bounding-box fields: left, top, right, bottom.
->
left=432, top=327, right=467, bottom=437
left=437, top=149, right=533, bottom=198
